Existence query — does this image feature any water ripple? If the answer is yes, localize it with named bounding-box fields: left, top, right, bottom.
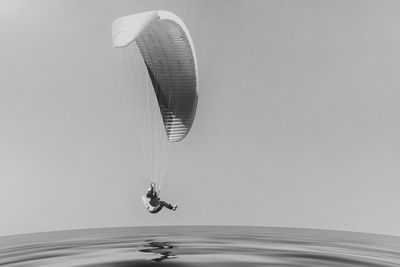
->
left=0, top=226, right=399, bottom=266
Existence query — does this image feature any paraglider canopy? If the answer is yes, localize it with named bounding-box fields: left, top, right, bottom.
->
left=112, top=10, right=198, bottom=142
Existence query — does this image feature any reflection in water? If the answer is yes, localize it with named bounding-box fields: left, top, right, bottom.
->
left=0, top=226, right=400, bottom=266
left=139, top=241, right=177, bottom=262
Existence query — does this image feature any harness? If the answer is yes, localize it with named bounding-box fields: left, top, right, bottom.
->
left=142, top=195, right=162, bottom=214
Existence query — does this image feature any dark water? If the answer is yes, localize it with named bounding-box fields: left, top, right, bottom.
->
left=1, top=226, right=400, bottom=266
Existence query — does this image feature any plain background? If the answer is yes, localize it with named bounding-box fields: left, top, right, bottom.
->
left=1, top=0, right=400, bottom=237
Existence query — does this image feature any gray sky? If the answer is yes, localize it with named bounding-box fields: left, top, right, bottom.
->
left=1, top=0, right=400, bottom=237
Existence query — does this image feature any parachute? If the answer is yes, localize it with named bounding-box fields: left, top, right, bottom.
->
left=112, top=11, right=198, bottom=190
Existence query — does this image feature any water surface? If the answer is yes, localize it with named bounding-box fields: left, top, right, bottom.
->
left=1, top=226, right=399, bottom=266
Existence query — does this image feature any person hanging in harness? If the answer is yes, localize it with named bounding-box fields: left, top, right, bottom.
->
left=142, top=182, right=178, bottom=214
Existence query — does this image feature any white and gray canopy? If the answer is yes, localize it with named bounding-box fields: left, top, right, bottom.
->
left=112, top=10, right=198, bottom=142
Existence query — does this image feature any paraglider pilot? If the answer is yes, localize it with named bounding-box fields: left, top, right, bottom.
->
left=142, top=182, right=177, bottom=214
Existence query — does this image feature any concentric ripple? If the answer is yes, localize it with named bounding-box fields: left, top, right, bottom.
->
left=0, top=226, right=399, bottom=266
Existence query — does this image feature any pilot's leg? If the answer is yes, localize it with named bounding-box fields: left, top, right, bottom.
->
left=159, top=201, right=174, bottom=210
